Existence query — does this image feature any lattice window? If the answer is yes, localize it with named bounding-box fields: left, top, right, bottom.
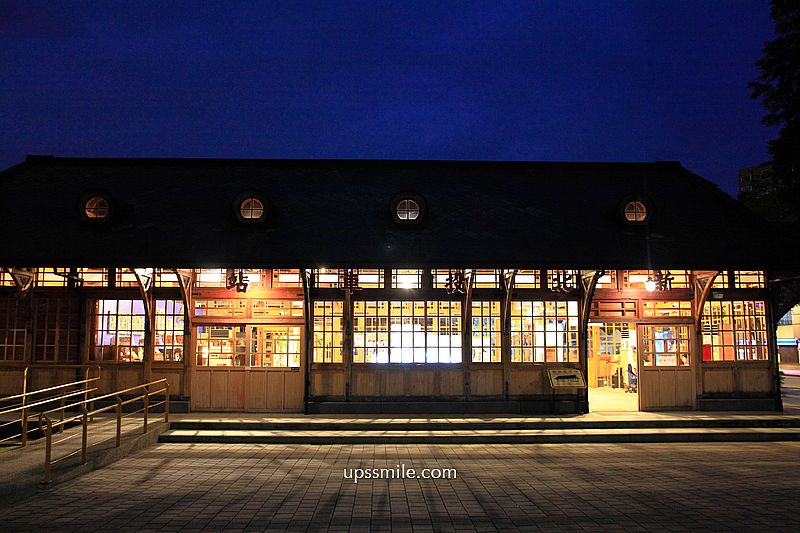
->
left=590, top=300, right=637, bottom=319
left=91, top=299, right=146, bottom=362
left=510, top=300, right=579, bottom=363
left=313, top=301, right=344, bottom=363
left=513, top=270, right=542, bottom=289
left=640, top=325, right=690, bottom=366
left=641, top=300, right=692, bottom=318
left=702, top=301, right=768, bottom=361
left=154, top=299, right=185, bottom=362
left=0, top=298, right=26, bottom=361
left=545, top=270, right=579, bottom=290
left=391, top=269, right=422, bottom=289
left=471, top=301, right=502, bottom=362
left=352, top=301, right=462, bottom=363
left=733, top=271, right=765, bottom=289
left=194, top=299, right=247, bottom=317
left=33, top=298, right=79, bottom=362
left=252, top=300, right=304, bottom=318
left=272, top=269, right=303, bottom=288
left=622, top=270, right=690, bottom=289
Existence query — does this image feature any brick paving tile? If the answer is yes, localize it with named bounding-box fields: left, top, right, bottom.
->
left=1, top=442, right=799, bottom=532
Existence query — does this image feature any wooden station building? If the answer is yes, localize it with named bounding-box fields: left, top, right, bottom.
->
left=1, top=156, right=796, bottom=413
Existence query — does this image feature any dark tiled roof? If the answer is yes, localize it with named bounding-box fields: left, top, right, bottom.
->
left=0, top=156, right=780, bottom=269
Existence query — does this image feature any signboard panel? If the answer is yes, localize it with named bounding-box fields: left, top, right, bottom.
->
left=547, top=368, right=586, bottom=388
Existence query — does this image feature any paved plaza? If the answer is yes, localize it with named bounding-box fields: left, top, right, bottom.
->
left=1, top=441, right=798, bottom=532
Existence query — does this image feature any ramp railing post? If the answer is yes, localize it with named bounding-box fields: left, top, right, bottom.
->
left=115, top=396, right=122, bottom=447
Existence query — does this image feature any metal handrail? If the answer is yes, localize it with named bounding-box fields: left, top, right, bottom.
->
left=39, top=378, right=169, bottom=484
left=0, top=368, right=101, bottom=447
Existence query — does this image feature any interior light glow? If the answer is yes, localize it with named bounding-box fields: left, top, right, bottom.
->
left=644, top=277, right=657, bottom=292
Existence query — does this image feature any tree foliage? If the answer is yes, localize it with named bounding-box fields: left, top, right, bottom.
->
left=749, top=0, right=800, bottom=206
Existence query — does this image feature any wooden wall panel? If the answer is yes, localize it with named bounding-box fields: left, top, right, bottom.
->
left=470, top=367, right=503, bottom=396
left=284, top=371, right=303, bottom=409
left=508, top=366, right=546, bottom=395
left=210, top=372, right=228, bottom=410
left=641, top=368, right=693, bottom=410
left=380, top=370, right=405, bottom=397
left=310, top=368, right=345, bottom=398
left=406, top=369, right=434, bottom=396
left=227, top=371, right=246, bottom=410
left=246, top=371, right=267, bottom=410
left=191, top=370, right=211, bottom=410
left=266, top=372, right=285, bottom=410
left=151, top=368, right=185, bottom=396
left=0, top=368, right=24, bottom=395
left=702, top=367, right=736, bottom=393
left=739, top=366, right=771, bottom=393
left=351, top=368, right=378, bottom=397
left=438, top=368, right=464, bottom=397
left=117, top=366, right=144, bottom=391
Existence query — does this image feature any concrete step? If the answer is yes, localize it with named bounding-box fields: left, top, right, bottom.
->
left=159, top=427, right=800, bottom=444
left=169, top=417, right=800, bottom=432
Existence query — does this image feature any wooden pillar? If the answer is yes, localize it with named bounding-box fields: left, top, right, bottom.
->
left=343, top=289, right=353, bottom=402
left=767, top=274, right=784, bottom=411
left=501, top=270, right=516, bottom=401
left=463, top=270, right=474, bottom=399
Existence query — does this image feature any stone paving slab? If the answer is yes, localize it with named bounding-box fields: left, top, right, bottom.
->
left=1, top=441, right=798, bottom=532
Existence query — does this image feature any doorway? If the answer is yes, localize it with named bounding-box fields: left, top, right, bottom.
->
left=588, top=322, right=639, bottom=411
left=637, top=324, right=695, bottom=409
left=191, top=324, right=304, bottom=411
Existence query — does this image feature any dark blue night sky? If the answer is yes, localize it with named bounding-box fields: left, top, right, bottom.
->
left=1, top=1, right=775, bottom=195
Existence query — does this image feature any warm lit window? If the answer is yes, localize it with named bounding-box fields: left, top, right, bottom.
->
left=352, top=301, right=462, bottom=363
left=272, top=269, right=303, bottom=288
left=193, top=299, right=247, bottom=317
left=640, top=325, right=690, bottom=366
left=396, top=199, right=420, bottom=221
left=0, top=298, right=27, bottom=361
left=623, top=200, right=647, bottom=222
left=239, top=196, right=265, bottom=221
left=642, top=300, right=692, bottom=318
left=195, top=269, right=267, bottom=288
left=314, top=269, right=340, bottom=288
left=35, top=268, right=72, bottom=286
left=546, top=270, right=578, bottom=291
left=313, top=269, right=384, bottom=289
left=91, top=299, right=146, bottom=362
left=313, top=301, right=344, bottom=363
left=595, top=271, right=617, bottom=289
left=622, top=270, right=690, bottom=290
left=733, top=271, right=765, bottom=289
left=252, top=300, right=304, bottom=318
left=1, top=270, right=15, bottom=286
left=33, top=298, right=79, bottom=362
left=154, top=269, right=180, bottom=287
left=590, top=300, right=637, bottom=319
left=472, top=270, right=499, bottom=288
left=513, top=270, right=542, bottom=289
left=77, top=268, right=110, bottom=286
left=196, top=325, right=300, bottom=367
left=711, top=271, right=730, bottom=289
left=84, top=196, right=110, bottom=219
left=702, top=301, right=768, bottom=361
left=510, top=300, right=579, bottom=363
left=471, top=301, right=501, bottom=362
left=154, top=300, right=185, bottom=362
left=391, top=269, right=422, bottom=289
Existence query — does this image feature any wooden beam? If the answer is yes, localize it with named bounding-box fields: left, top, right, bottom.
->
left=692, top=270, right=719, bottom=330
